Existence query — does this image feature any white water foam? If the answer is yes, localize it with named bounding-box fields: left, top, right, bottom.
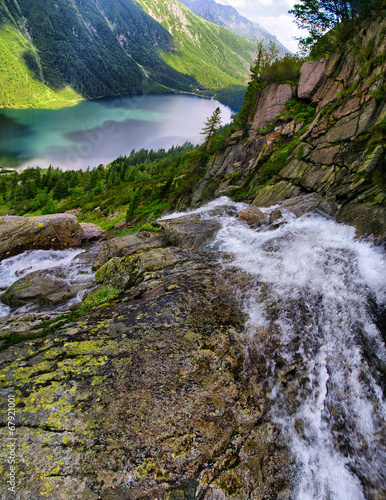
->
left=171, top=197, right=386, bottom=499
left=0, top=248, right=94, bottom=316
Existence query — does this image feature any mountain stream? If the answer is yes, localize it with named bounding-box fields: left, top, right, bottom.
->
left=165, top=198, right=386, bottom=499
left=1, top=197, right=385, bottom=498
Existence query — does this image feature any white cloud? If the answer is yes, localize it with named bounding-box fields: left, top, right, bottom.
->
left=256, top=15, right=307, bottom=53
left=219, top=0, right=306, bottom=52
left=220, top=0, right=295, bottom=16
left=258, top=0, right=274, bottom=6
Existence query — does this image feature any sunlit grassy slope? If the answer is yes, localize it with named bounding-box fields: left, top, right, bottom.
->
left=136, top=0, right=256, bottom=90
left=0, top=25, right=81, bottom=109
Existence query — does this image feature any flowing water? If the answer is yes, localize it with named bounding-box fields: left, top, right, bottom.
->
left=165, top=197, right=386, bottom=499
left=2, top=197, right=385, bottom=497
left=0, top=248, right=95, bottom=316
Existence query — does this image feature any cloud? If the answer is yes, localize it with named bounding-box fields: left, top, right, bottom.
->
left=220, top=0, right=296, bottom=16
left=219, top=0, right=306, bottom=52
left=256, top=15, right=308, bottom=52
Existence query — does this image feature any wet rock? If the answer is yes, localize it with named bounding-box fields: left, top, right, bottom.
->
left=277, top=193, right=334, bottom=218
left=0, top=247, right=291, bottom=500
left=207, top=205, right=240, bottom=217
left=1, top=270, right=74, bottom=308
left=336, top=202, right=386, bottom=240
left=92, top=230, right=167, bottom=270
left=0, top=214, right=84, bottom=261
left=156, top=214, right=221, bottom=250
left=237, top=206, right=266, bottom=227
left=269, top=209, right=283, bottom=225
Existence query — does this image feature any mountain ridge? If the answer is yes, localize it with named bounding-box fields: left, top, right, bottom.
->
left=179, top=0, right=289, bottom=54
left=0, top=0, right=256, bottom=109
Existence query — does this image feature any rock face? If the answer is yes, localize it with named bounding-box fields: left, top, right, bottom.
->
left=0, top=241, right=291, bottom=500
left=251, top=83, right=294, bottom=133
left=155, top=214, right=221, bottom=250
left=194, top=14, right=386, bottom=240
left=297, top=58, right=326, bottom=99
left=0, top=214, right=85, bottom=260
left=92, top=230, right=167, bottom=270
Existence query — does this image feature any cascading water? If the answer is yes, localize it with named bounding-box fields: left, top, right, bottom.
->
left=0, top=248, right=95, bottom=316
left=171, top=197, right=386, bottom=499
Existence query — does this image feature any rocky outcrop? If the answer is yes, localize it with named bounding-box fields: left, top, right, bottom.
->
left=155, top=213, right=222, bottom=250
left=79, top=222, right=105, bottom=241
left=0, top=214, right=85, bottom=260
left=95, top=247, right=195, bottom=292
left=197, top=14, right=386, bottom=240
left=0, top=240, right=291, bottom=500
left=263, top=192, right=334, bottom=218
left=237, top=205, right=266, bottom=227
left=92, top=230, right=167, bottom=270
left=1, top=271, right=79, bottom=309
left=297, top=58, right=326, bottom=99
left=251, top=83, right=294, bottom=133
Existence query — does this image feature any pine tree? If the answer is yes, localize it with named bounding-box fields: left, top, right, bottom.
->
left=200, top=107, right=222, bottom=149
left=289, top=0, right=375, bottom=52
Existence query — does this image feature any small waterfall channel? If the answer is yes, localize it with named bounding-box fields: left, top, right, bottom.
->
left=164, top=198, right=386, bottom=499
left=0, top=248, right=95, bottom=317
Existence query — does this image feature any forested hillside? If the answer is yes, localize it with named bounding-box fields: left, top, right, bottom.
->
left=1, top=0, right=384, bottom=239
left=0, top=0, right=256, bottom=109
left=137, top=0, right=255, bottom=91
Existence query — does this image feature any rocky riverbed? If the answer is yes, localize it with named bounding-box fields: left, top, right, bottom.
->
left=0, top=196, right=385, bottom=499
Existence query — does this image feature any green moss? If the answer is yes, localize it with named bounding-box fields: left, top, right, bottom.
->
left=371, top=83, right=386, bottom=101
left=282, top=99, right=316, bottom=124
left=216, top=469, right=243, bottom=495
left=0, top=281, right=30, bottom=302
left=80, top=286, right=120, bottom=312
left=367, top=118, right=386, bottom=153
left=139, top=222, right=160, bottom=232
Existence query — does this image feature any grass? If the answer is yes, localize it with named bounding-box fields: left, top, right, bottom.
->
left=0, top=25, right=81, bottom=109
left=137, top=0, right=255, bottom=92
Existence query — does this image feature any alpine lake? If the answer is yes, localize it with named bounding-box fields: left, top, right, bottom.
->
left=0, top=94, right=232, bottom=171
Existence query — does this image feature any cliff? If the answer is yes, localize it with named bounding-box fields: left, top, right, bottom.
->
left=191, top=13, right=386, bottom=240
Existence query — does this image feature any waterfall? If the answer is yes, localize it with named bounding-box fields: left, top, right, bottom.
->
left=198, top=197, right=385, bottom=499
left=0, top=248, right=95, bottom=316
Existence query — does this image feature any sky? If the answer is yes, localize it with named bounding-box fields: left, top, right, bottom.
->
left=219, top=0, right=308, bottom=53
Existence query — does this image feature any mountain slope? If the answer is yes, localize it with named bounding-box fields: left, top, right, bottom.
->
left=0, top=24, right=81, bottom=108
left=179, top=0, right=289, bottom=54
left=136, top=0, right=256, bottom=91
left=0, top=0, right=194, bottom=107
left=0, top=0, right=255, bottom=109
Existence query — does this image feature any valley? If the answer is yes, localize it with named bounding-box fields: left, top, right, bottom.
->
left=0, top=1, right=385, bottom=499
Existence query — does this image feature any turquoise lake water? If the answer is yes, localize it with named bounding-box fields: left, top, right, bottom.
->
left=0, top=94, right=232, bottom=171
